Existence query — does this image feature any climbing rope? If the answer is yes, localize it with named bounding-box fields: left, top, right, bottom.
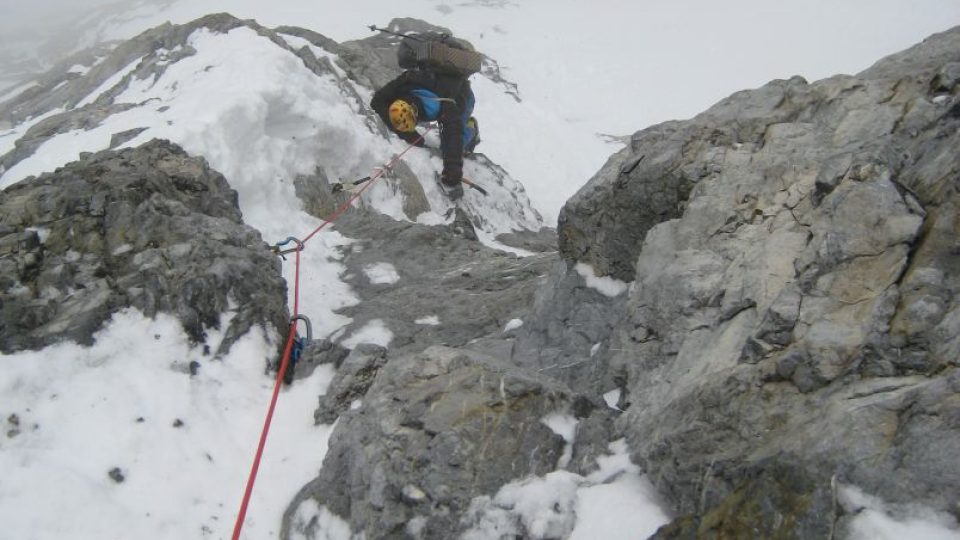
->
left=230, top=128, right=432, bottom=540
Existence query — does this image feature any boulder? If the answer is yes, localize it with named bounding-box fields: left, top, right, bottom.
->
left=0, top=139, right=287, bottom=354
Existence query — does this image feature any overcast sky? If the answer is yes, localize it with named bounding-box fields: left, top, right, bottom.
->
left=0, top=0, right=113, bottom=30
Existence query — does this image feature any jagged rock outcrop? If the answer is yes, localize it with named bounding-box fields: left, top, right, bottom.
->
left=546, top=25, right=960, bottom=535
left=0, top=139, right=287, bottom=353
left=284, top=346, right=577, bottom=539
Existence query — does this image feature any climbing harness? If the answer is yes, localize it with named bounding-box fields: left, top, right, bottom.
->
left=231, top=128, right=434, bottom=540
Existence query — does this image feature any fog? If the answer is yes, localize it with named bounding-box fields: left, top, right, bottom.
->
left=0, top=0, right=137, bottom=34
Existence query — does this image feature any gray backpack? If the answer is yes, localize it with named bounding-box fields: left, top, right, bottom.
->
left=397, top=32, right=483, bottom=76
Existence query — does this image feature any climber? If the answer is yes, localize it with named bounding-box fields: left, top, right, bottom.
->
left=370, top=31, right=482, bottom=201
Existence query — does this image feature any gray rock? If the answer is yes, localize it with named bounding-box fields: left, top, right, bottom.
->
left=314, top=343, right=388, bottom=424
left=283, top=346, right=575, bottom=539
left=494, top=227, right=557, bottom=253
left=651, top=459, right=837, bottom=540
left=0, top=139, right=287, bottom=354
left=278, top=338, right=351, bottom=385
left=512, top=260, right=628, bottom=396
left=329, top=211, right=556, bottom=358
left=528, top=24, right=960, bottom=535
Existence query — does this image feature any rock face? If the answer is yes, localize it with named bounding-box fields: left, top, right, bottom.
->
left=284, top=346, right=574, bottom=539
left=0, top=139, right=287, bottom=353
left=329, top=210, right=556, bottom=359
left=549, top=25, right=960, bottom=533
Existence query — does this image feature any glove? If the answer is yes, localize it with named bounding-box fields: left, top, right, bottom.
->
left=398, top=131, right=425, bottom=147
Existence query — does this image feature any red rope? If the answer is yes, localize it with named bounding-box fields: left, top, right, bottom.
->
left=230, top=129, right=431, bottom=539
left=231, top=256, right=300, bottom=540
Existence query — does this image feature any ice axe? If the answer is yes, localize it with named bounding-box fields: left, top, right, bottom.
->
left=330, top=176, right=371, bottom=195
left=460, top=177, right=488, bottom=196
left=368, top=25, right=450, bottom=42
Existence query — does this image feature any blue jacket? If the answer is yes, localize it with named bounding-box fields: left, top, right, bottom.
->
left=371, top=70, right=477, bottom=181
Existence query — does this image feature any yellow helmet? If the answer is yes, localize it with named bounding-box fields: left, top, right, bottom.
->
left=388, top=99, right=418, bottom=133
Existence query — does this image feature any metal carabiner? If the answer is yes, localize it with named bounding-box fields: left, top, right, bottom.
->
left=271, top=236, right=305, bottom=258
left=291, top=314, right=313, bottom=343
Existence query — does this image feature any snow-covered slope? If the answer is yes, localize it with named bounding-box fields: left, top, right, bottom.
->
left=0, top=311, right=337, bottom=539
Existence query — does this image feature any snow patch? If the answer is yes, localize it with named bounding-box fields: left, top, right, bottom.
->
left=363, top=262, right=400, bottom=285
left=463, top=439, right=670, bottom=539
left=463, top=471, right=582, bottom=540
left=841, top=485, right=960, bottom=540
left=542, top=412, right=578, bottom=469
left=288, top=500, right=352, bottom=540
left=341, top=319, right=393, bottom=349
left=75, top=55, right=143, bottom=108
left=503, top=318, right=524, bottom=332
left=415, top=315, right=441, bottom=326
left=0, top=107, right=65, bottom=160
left=602, top=389, right=622, bottom=411
left=575, top=262, right=629, bottom=297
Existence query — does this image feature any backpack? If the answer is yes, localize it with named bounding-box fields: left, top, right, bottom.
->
left=396, top=32, right=483, bottom=77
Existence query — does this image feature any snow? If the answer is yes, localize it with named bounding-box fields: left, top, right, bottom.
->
left=841, top=486, right=960, bottom=540
left=570, top=474, right=671, bottom=540
left=362, top=262, right=400, bottom=285
left=415, top=315, right=441, bottom=326
left=503, top=318, right=524, bottom=332
left=288, top=500, right=353, bottom=540
left=74, top=54, right=142, bottom=108
left=0, top=309, right=338, bottom=540
left=575, top=262, right=630, bottom=297
left=541, top=412, right=578, bottom=469
left=463, top=439, right=671, bottom=540
left=341, top=319, right=393, bottom=349
left=603, top=389, right=622, bottom=411
left=0, top=107, right=64, bottom=158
